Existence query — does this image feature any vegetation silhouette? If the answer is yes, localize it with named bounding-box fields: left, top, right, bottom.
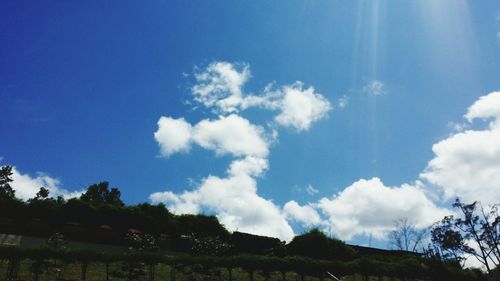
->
left=0, top=165, right=496, bottom=280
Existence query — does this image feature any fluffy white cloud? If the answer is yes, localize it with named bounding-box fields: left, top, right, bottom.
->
left=152, top=112, right=292, bottom=240
left=228, top=156, right=268, bottom=177
left=154, top=114, right=270, bottom=159
left=464, top=91, right=500, bottom=122
left=273, top=82, right=332, bottom=131
left=284, top=200, right=322, bottom=227
left=190, top=62, right=331, bottom=130
left=315, top=178, right=449, bottom=240
left=154, top=117, right=192, bottom=157
left=10, top=167, right=83, bottom=201
left=192, top=62, right=251, bottom=113
left=363, top=80, right=386, bottom=96
left=421, top=91, right=500, bottom=204
left=192, top=114, right=269, bottom=158
left=150, top=156, right=294, bottom=241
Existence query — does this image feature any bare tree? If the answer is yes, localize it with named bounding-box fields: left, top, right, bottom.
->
left=389, top=218, right=427, bottom=252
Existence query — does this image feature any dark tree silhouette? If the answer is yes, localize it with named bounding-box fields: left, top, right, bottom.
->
left=34, top=187, right=50, bottom=200
left=286, top=228, right=354, bottom=261
left=80, top=181, right=124, bottom=206
left=0, top=165, right=15, bottom=199
left=431, top=198, right=500, bottom=274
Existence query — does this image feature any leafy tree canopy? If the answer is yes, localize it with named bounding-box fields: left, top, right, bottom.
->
left=287, top=228, right=354, bottom=261
left=80, top=181, right=124, bottom=207
left=0, top=165, right=15, bottom=200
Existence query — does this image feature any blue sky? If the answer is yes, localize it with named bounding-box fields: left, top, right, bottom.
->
left=1, top=1, right=500, bottom=246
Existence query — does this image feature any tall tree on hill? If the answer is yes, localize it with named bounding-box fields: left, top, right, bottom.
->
left=80, top=181, right=124, bottom=206
left=0, top=165, right=15, bottom=200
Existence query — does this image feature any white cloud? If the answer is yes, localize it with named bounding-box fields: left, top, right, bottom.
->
left=154, top=117, right=192, bottom=157
left=190, top=62, right=331, bottom=131
left=305, top=184, right=319, bottom=195
left=315, top=178, right=449, bottom=240
left=228, top=156, right=268, bottom=177
left=284, top=200, right=322, bottom=227
left=150, top=156, right=294, bottom=241
left=157, top=61, right=500, bottom=248
left=421, top=91, right=500, bottom=204
left=154, top=114, right=270, bottom=159
left=152, top=112, right=292, bottom=240
left=10, top=167, right=83, bottom=201
left=273, top=82, right=332, bottom=131
left=465, top=91, right=500, bottom=122
left=192, top=62, right=251, bottom=114
left=152, top=59, right=500, bottom=251
left=447, top=121, right=467, bottom=133
left=337, top=95, right=349, bottom=108
left=363, top=80, right=386, bottom=96
left=192, top=114, right=269, bottom=158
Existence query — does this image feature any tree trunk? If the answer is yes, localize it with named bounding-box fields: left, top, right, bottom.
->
left=105, top=263, right=109, bottom=281
left=281, top=271, right=286, bottom=281
left=171, top=265, right=176, bottom=281
left=80, top=261, right=88, bottom=281
left=32, top=259, right=43, bottom=281
left=6, top=259, right=20, bottom=281
left=228, top=267, right=233, bottom=281
left=249, top=270, right=254, bottom=281
left=148, top=264, right=155, bottom=281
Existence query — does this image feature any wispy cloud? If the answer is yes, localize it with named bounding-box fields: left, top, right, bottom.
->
left=363, top=80, right=386, bottom=96
left=337, top=95, right=349, bottom=108
left=305, top=184, right=319, bottom=195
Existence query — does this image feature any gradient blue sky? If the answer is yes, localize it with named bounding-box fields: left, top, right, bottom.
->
left=1, top=1, right=500, bottom=246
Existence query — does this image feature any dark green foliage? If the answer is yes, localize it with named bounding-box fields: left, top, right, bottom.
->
left=185, top=234, right=232, bottom=256
left=80, top=181, right=124, bottom=207
left=231, top=231, right=282, bottom=255
left=0, top=246, right=489, bottom=281
left=0, top=172, right=495, bottom=280
left=47, top=232, right=68, bottom=250
left=177, top=214, right=230, bottom=238
left=33, top=187, right=50, bottom=201
left=0, top=165, right=15, bottom=199
left=286, top=229, right=354, bottom=261
left=125, top=232, right=159, bottom=252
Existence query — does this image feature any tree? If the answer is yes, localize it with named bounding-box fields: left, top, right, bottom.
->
left=33, top=187, right=50, bottom=200
left=286, top=228, right=354, bottom=261
left=389, top=218, right=427, bottom=252
left=431, top=199, right=500, bottom=274
left=0, top=165, right=15, bottom=199
left=80, top=181, right=124, bottom=206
